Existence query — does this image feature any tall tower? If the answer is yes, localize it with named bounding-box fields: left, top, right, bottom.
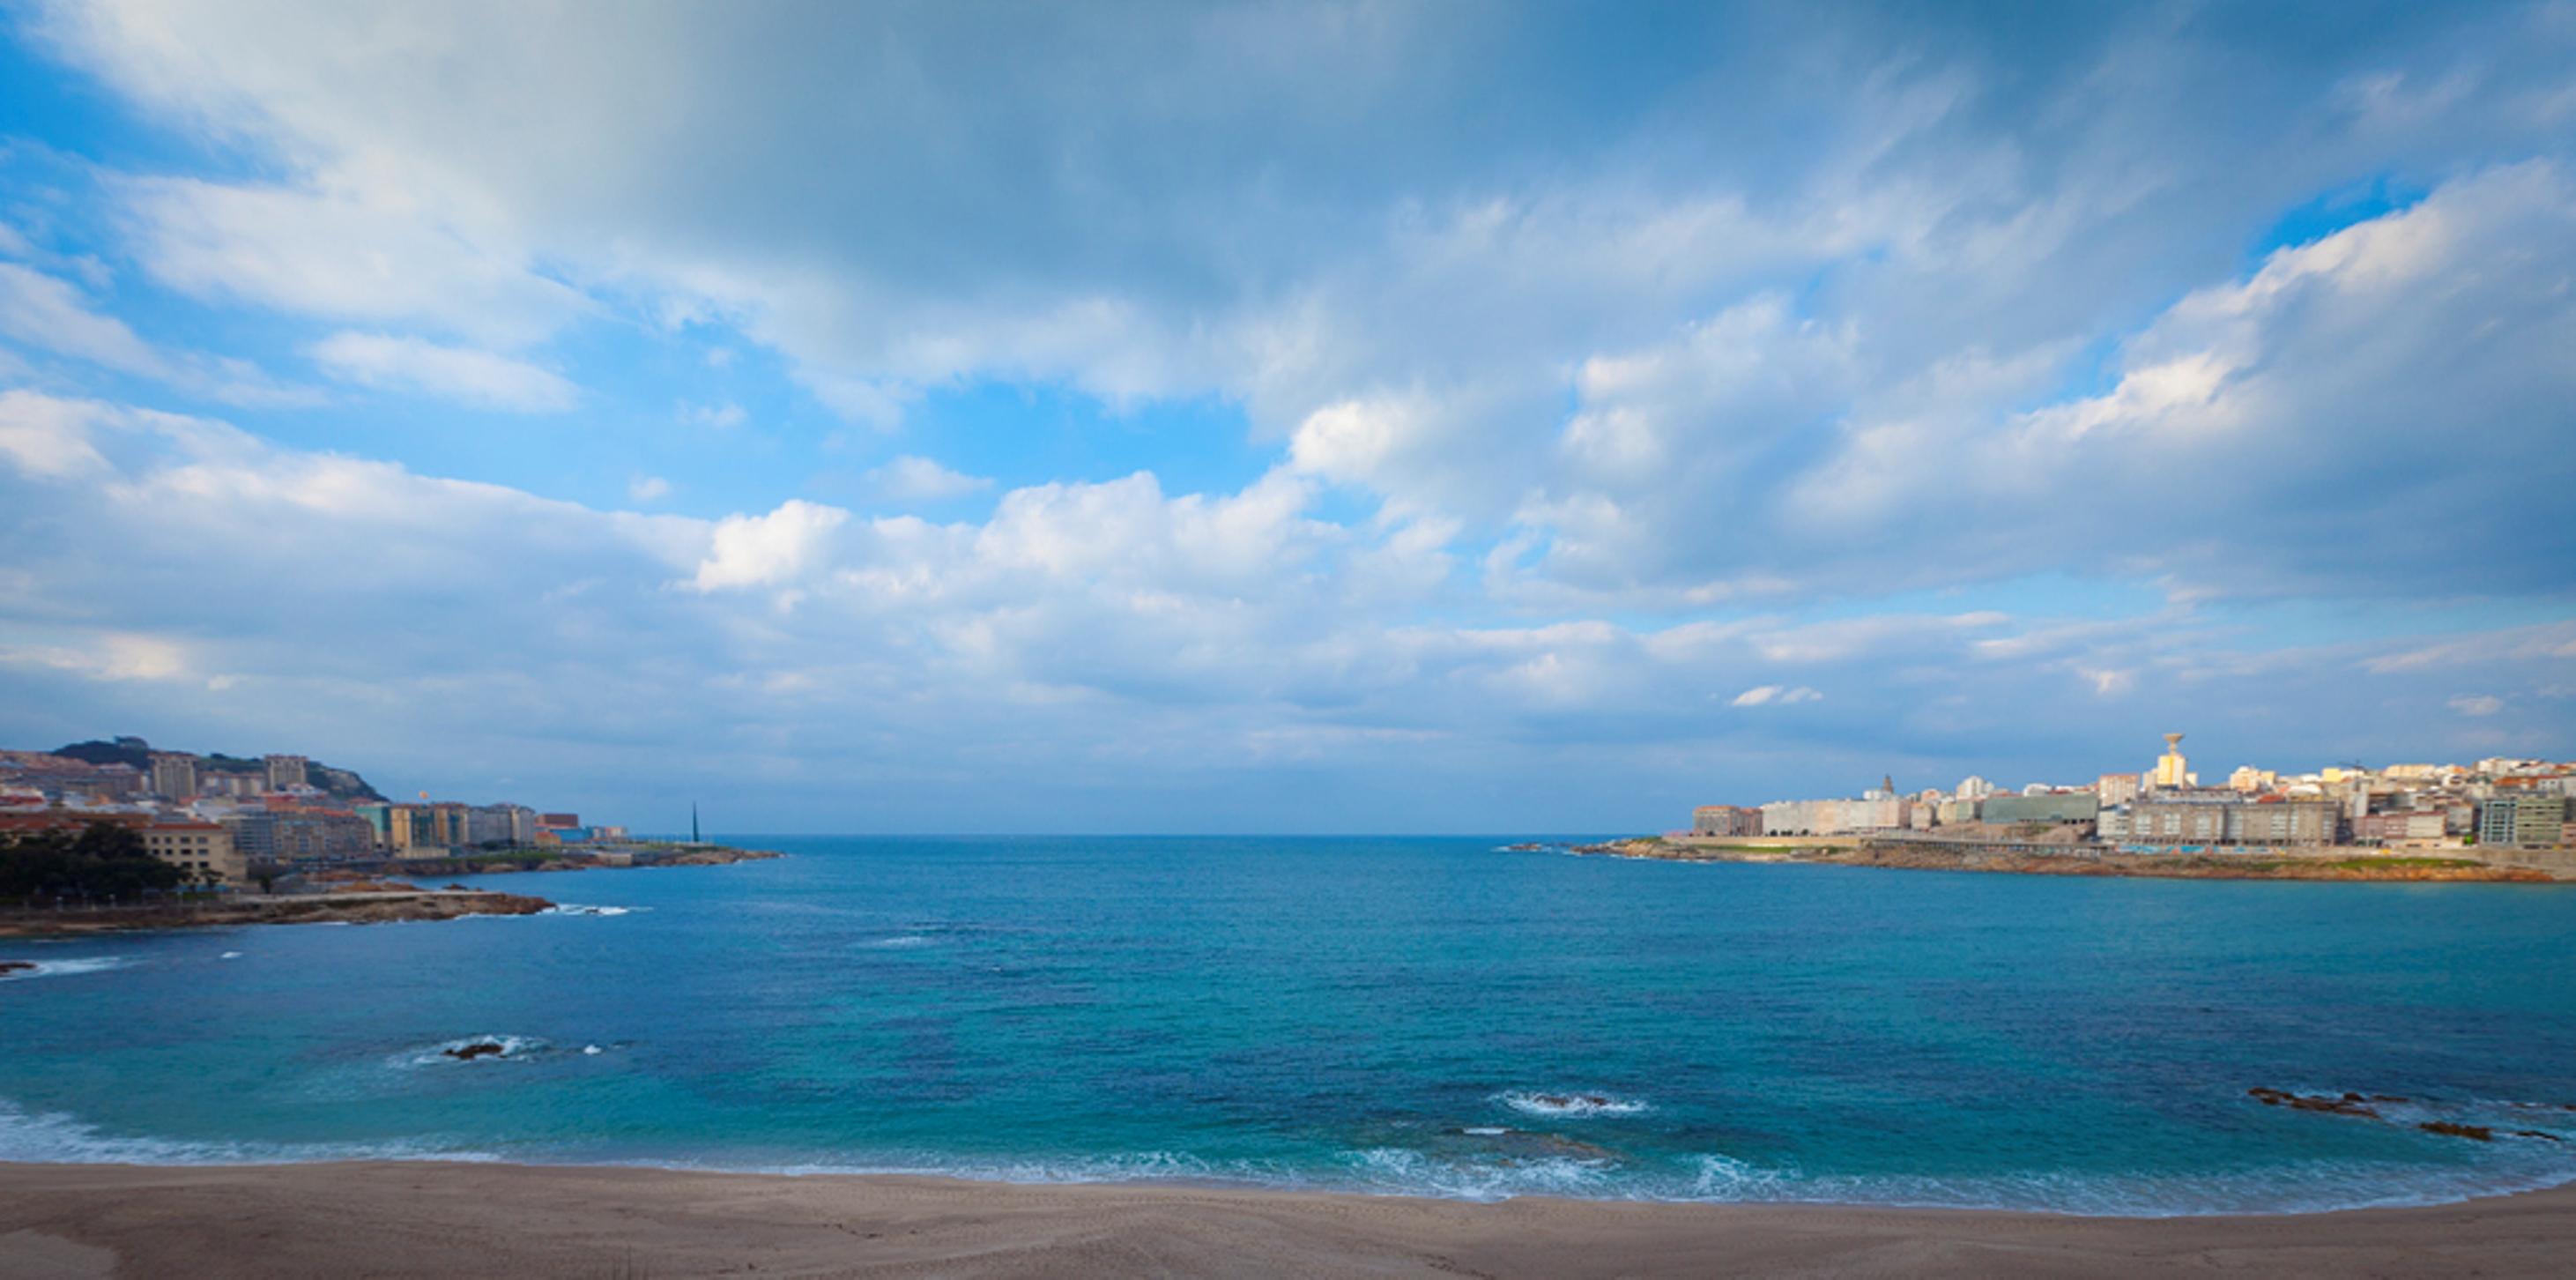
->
left=691, top=802, right=702, bottom=845
left=2153, top=733, right=2188, bottom=791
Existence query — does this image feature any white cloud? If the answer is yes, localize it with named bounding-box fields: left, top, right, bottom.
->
left=0, top=262, right=317, bottom=406
left=308, top=331, right=579, bottom=413
left=0, top=388, right=112, bottom=478
left=628, top=474, right=672, bottom=502
left=679, top=399, right=746, bottom=430
left=0, top=261, right=168, bottom=376
left=2447, top=694, right=2505, bottom=717
left=115, top=176, right=584, bottom=346
left=0, top=629, right=194, bottom=682
left=864, top=455, right=993, bottom=503
left=1733, top=685, right=1823, bottom=707
left=687, top=499, right=851, bottom=592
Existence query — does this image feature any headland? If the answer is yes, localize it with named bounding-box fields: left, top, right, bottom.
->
left=0, top=882, right=553, bottom=939
left=1542, top=836, right=2568, bottom=882
left=2, top=1160, right=2572, bottom=1278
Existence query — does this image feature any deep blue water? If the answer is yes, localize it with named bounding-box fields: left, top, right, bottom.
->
left=4, top=837, right=2574, bottom=1214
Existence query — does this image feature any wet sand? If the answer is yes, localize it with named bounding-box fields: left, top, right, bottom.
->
left=3, top=1161, right=2572, bottom=1277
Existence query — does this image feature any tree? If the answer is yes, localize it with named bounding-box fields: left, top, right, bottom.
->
left=0, top=822, right=185, bottom=902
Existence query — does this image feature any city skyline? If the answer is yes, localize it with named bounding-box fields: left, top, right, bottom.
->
left=1, top=3, right=2572, bottom=832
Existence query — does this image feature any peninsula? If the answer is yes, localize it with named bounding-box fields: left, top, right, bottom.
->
left=1634, top=736, right=2576, bottom=882
left=1, top=734, right=779, bottom=900
left=1546, top=837, right=2564, bottom=882
left=0, top=882, right=553, bottom=940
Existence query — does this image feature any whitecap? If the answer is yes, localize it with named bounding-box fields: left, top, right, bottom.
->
left=0, top=956, right=132, bottom=981
left=219, top=951, right=243, bottom=960
left=583, top=1045, right=604, bottom=1055
left=1345, top=1147, right=1617, bottom=1202
left=1690, top=1152, right=1795, bottom=1197
left=0, top=1098, right=500, bottom=1167
left=540, top=904, right=638, bottom=917
left=861, top=935, right=932, bottom=949
left=1499, top=1090, right=1650, bottom=1118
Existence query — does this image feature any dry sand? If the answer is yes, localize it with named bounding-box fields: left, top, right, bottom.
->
left=4, top=1162, right=2573, bottom=1278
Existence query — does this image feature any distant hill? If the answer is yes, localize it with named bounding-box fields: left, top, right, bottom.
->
left=49, top=740, right=149, bottom=770
left=48, top=740, right=389, bottom=803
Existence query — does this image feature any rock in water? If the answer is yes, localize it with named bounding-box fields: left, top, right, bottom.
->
left=2419, top=1121, right=2495, bottom=1142
left=444, top=1041, right=508, bottom=1061
left=2247, top=1087, right=2377, bottom=1117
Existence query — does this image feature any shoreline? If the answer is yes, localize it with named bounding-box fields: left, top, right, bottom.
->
left=0, top=888, right=553, bottom=939
left=0, top=846, right=779, bottom=939
left=5, top=1160, right=2575, bottom=1277
left=1548, top=837, right=2572, bottom=882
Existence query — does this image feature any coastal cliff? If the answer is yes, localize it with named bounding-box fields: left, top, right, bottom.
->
left=1548, top=838, right=2561, bottom=882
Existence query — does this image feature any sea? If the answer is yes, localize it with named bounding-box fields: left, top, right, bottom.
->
left=4, top=836, right=2573, bottom=1216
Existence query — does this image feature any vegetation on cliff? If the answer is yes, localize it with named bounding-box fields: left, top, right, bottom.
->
left=48, top=740, right=387, bottom=801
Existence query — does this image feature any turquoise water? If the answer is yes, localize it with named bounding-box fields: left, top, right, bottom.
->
left=4, top=837, right=2573, bottom=1215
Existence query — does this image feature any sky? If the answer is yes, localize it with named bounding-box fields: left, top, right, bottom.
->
left=0, top=1, right=2571, bottom=834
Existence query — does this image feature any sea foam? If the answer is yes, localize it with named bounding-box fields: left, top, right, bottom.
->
left=0, top=956, right=132, bottom=981
left=1499, top=1091, right=1650, bottom=1118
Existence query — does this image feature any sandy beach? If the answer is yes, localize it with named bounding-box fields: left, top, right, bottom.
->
left=3, top=1162, right=2572, bottom=1278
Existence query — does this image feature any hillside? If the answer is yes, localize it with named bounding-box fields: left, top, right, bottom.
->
left=48, top=740, right=390, bottom=802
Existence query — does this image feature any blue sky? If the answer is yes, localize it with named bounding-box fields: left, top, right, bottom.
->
left=0, top=1, right=2570, bottom=833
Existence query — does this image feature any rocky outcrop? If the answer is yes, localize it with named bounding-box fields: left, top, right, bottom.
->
left=444, top=1041, right=508, bottom=1061
left=2249, top=1088, right=2387, bottom=1116
left=0, top=959, right=33, bottom=976
left=650, top=846, right=783, bottom=867
left=0, top=889, right=553, bottom=937
left=2248, top=1089, right=2568, bottom=1145
left=2420, top=1121, right=2493, bottom=1142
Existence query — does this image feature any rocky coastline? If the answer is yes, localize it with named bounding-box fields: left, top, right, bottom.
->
left=360, top=844, right=782, bottom=877
left=1539, top=837, right=2560, bottom=882
left=0, top=884, right=553, bottom=939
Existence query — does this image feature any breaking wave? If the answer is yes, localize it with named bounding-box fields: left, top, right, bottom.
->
left=1500, top=1091, right=1650, bottom=1118
left=0, top=1098, right=498, bottom=1167
left=0, top=956, right=133, bottom=981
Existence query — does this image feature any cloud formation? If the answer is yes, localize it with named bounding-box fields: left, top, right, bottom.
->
left=308, top=332, right=578, bottom=413
left=0, top=2, right=2570, bottom=828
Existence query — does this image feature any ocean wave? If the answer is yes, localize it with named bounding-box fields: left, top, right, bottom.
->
left=1346, top=1147, right=1618, bottom=1201
left=541, top=904, right=641, bottom=917
left=1655, top=1156, right=2576, bottom=1217
left=641, top=1148, right=1307, bottom=1189
left=860, top=935, right=933, bottom=949
left=0, top=1092, right=2566, bottom=1217
left=0, top=956, right=133, bottom=982
left=1499, top=1090, right=1650, bottom=1118
left=219, top=951, right=243, bottom=960
left=0, top=1098, right=498, bottom=1167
